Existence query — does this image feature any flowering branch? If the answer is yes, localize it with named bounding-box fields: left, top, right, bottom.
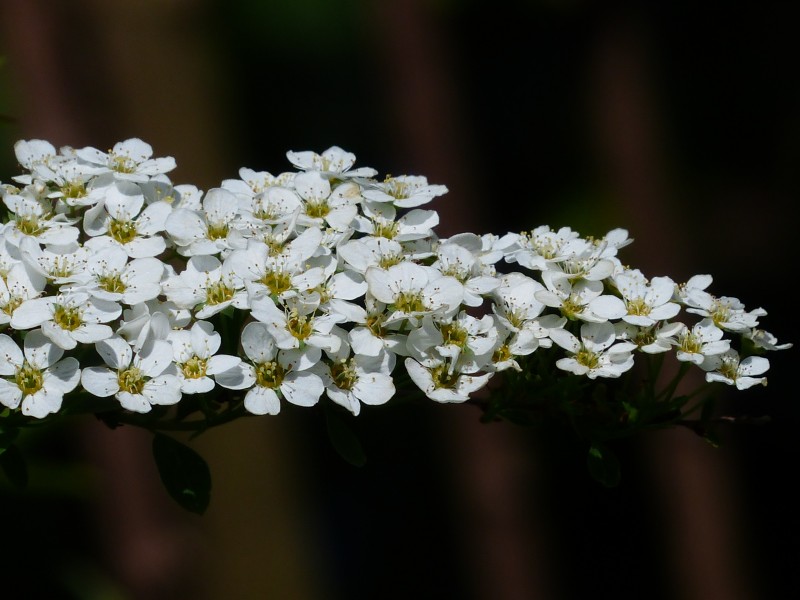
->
left=0, top=139, right=791, bottom=511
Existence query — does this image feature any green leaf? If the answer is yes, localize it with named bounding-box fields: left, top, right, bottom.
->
left=152, top=433, right=211, bottom=515
left=0, top=444, right=28, bottom=488
left=586, top=443, right=621, bottom=488
left=324, top=406, right=366, bottom=467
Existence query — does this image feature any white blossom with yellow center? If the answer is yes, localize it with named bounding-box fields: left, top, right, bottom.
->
left=550, top=322, right=636, bottom=379
left=215, top=321, right=325, bottom=415
left=82, top=180, right=171, bottom=259
left=0, top=330, right=80, bottom=418
left=700, top=348, right=770, bottom=390
left=364, top=261, right=463, bottom=326
left=168, top=320, right=242, bottom=395
left=73, top=138, right=176, bottom=183
left=10, top=291, right=120, bottom=350
left=80, top=336, right=180, bottom=413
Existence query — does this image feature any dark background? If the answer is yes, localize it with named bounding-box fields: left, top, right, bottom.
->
left=0, top=2, right=797, bottom=599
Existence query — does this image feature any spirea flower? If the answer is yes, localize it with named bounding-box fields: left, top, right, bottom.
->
left=0, top=136, right=791, bottom=430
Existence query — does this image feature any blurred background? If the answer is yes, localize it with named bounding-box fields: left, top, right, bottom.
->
left=0, top=1, right=797, bottom=599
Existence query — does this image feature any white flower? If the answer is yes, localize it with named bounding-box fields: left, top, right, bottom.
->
left=355, top=201, right=439, bottom=242
left=2, top=191, right=79, bottom=247
left=505, top=225, right=580, bottom=271
left=225, top=228, right=324, bottom=303
left=0, top=261, right=46, bottom=325
left=431, top=238, right=499, bottom=307
left=164, top=187, right=246, bottom=256
left=549, top=322, right=636, bottom=379
left=215, top=321, right=325, bottom=415
left=320, top=331, right=395, bottom=416
left=286, top=146, right=377, bottom=179
left=10, top=291, right=120, bottom=350
left=701, top=349, right=770, bottom=390
left=13, top=139, right=58, bottom=173
left=168, top=320, right=242, bottom=394
left=406, top=313, right=498, bottom=375
left=161, top=254, right=248, bottom=318
left=534, top=270, right=625, bottom=323
left=674, top=318, right=730, bottom=365
left=116, top=300, right=189, bottom=352
left=18, top=238, right=90, bottom=285
left=83, top=180, right=171, bottom=258
left=0, top=330, right=80, bottom=418
left=337, top=237, right=406, bottom=272
left=293, top=171, right=359, bottom=231
left=74, top=138, right=176, bottom=182
left=361, top=175, right=448, bottom=208
left=684, top=293, right=767, bottom=333
left=612, top=270, right=680, bottom=327
left=615, top=321, right=686, bottom=354
left=492, top=272, right=547, bottom=331
left=249, top=295, right=342, bottom=359
left=405, top=356, right=491, bottom=403
left=222, top=167, right=295, bottom=200
left=744, top=328, right=793, bottom=352
left=77, top=245, right=164, bottom=305
left=364, top=261, right=463, bottom=325
left=80, top=336, right=180, bottom=413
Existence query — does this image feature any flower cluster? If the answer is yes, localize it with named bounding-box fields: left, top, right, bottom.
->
left=0, top=138, right=791, bottom=429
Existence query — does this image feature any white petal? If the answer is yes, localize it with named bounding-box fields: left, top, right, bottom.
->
left=0, top=380, right=23, bottom=409
left=24, top=329, right=64, bottom=368
left=22, top=388, right=63, bottom=418
left=142, top=375, right=182, bottom=405
left=45, top=357, right=81, bottom=393
left=282, top=372, right=324, bottom=407
left=0, top=334, right=23, bottom=374
left=117, top=391, right=152, bottom=413
left=244, top=386, right=281, bottom=415
left=81, top=367, right=120, bottom=397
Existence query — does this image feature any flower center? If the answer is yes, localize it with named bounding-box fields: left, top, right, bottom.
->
left=378, top=253, right=403, bottom=269
left=51, top=256, right=74, bottom=279
left=1, top=296, right=23, bottom=316
left=575, top=347, right=600, bottom=370
left=374, top=220, right=399, bottom=240
left=53, top=304, right=83, bottom=331
left=16, top=216, right=43, bottom=236
left=287, top=309, right=314, bottom=341
left=206, top=280, right=234, bottom=305
left=561, top=296, right=584, bottom=321
left=627, top=298, right=651, bottom=317
left=679, top=333, right=702, bottom=354
left=110, top=154, right=137, bottom=174
left=717, top=356, right=739, bottom=381
left=207, top=222, right=229, bottom=241
left=109, top=218, right=138, bottom=244
left=260, top=270, right=293, bottom=296
left=440, top=322, right=468, bottom=348
left=395, top=291, right=426, bottom=314
left=98, top=273, right=127, bottom=294
left=255, top=361, right=286, bottom=389
left=492, top=343, right=513, bottom=365
left=118, top=367, right=146, bottom=395
left=15, top=362, right=44, bottom=396
left=366, top=313, right=386, bottom=338
left=430, top=364, right=458, bottom=389
left=181, top=356, right=208, bottom=379
left=61, top=180, right=87, bottom=200
left=385, top=178, right=410, bottom=200
left=330, top=359, right=358, bottom=391
left=710, top=302, right=731, bottom=328
left=305, top=199, right=330, bottom=219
